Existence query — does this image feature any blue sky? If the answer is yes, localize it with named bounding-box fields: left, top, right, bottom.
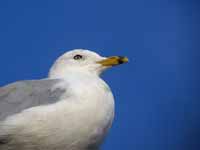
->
left=0, top=0, right=199, bottom=150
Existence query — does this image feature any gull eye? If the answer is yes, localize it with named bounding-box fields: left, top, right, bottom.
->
left=73, top=55, right=83, bottom=60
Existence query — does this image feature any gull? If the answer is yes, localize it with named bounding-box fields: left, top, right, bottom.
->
left=0, top=49, right=128, bottom=150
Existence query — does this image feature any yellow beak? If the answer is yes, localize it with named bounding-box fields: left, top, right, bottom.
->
left=97, top=56, right=129, bottom=67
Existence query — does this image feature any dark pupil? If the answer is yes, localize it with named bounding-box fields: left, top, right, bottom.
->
left=74, top=55, right=82, bottom=60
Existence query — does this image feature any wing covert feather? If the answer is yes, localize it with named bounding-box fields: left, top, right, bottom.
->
left=0, top=79, right=66, bottom=121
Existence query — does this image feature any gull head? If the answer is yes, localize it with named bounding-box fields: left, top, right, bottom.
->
left=49, top=49, right=128, bottom=78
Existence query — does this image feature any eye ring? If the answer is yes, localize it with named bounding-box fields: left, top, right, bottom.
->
left=73, top=55, right=83, bottom=60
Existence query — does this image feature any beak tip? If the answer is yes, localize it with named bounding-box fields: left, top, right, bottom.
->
left=119, top=56, right=129, bottom=63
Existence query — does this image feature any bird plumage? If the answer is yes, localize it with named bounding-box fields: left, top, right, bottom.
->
left=0, top=49, right=128, bottom=150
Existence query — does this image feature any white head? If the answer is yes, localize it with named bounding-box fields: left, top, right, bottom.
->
left=48, top=49, right=128, bottom=79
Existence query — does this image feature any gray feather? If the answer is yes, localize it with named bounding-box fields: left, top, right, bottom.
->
left=0, top=79, right=66, bottom=121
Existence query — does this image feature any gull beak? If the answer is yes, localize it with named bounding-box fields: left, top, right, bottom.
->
left=97, top=56, right=129, bottom=67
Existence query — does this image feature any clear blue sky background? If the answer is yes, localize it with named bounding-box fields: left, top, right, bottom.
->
left=0, top=0, right=199, bottom=150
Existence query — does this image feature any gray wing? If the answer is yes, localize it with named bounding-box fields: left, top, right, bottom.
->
left=0, top=79, right=66, bottom=121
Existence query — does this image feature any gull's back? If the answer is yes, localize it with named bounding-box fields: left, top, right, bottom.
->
left=0, top=79, right=65, bottom=121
